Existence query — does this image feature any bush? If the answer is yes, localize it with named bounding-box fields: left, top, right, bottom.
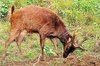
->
left=0, top=1, right=8, bottom=18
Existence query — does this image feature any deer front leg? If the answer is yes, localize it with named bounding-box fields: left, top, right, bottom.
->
left=40, top=35, right=46, bottom=61
left=50, top=38, right=60, bottom=56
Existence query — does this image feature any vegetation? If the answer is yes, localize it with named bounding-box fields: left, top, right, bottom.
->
left=0, top=0, right=100, bottom=66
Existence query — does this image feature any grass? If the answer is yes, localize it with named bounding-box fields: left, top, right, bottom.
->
left=0, top=21, right=60, bottom=63
left=0, top=0, right=100, bottom=65
left=0, top=16, right=100, bottom=64
left=0, top=19, right=99, bottom=66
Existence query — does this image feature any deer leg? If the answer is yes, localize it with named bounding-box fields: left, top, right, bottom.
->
left=40, top=35, right=46, bottom=61
left=50, top=38, right=59, bottom=56
left=16, top=30, right=27, bottom=54
left=3, top=30, right=20, bottom=60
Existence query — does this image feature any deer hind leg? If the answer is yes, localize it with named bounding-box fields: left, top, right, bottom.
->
left=16, top=30, right=27, bottom=55
left=3, top=30, right=20, bottom=60
left=50, top=38, right=59, bottom=56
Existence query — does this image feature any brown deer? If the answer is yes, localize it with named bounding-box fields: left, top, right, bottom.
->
left=3, top=5, right=88, bottom=60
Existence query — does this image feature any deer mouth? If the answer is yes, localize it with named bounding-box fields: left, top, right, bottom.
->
left=63, top=46, right=75, bottom=58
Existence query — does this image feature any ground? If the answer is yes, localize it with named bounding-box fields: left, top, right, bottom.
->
left=1, top=53, right=100, bottom=66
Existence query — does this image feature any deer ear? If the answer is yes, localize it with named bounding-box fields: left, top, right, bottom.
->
left=67, top=37, right=71, bottom=43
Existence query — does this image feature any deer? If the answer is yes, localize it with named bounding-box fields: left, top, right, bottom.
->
left=3, top=5, right=88, bottom=60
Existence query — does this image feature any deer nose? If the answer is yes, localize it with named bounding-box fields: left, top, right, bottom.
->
left=63, top=52, right=69, bottom=58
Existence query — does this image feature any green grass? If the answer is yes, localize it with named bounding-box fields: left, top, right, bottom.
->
left=0, top=20, right=99, bottom=65
left=0, top=0, right=100, bottom=65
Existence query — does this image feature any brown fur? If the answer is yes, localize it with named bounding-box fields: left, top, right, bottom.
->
left=3, top=5, right=73, bottom=60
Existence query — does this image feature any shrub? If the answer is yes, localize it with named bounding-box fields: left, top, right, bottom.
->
left=0, top=1, right=8, bottom=18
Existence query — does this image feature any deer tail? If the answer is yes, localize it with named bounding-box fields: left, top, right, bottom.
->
left=11, top=5, right=15, bottom=14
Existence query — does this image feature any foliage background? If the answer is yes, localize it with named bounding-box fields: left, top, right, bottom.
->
left=0, top=0, right=100, bottom=66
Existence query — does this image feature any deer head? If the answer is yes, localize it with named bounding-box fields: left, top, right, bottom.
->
left=63, top=33, right=89, bottom=58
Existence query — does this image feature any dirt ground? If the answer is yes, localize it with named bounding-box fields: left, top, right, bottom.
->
left=3, top=53, right=100, bottom=66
